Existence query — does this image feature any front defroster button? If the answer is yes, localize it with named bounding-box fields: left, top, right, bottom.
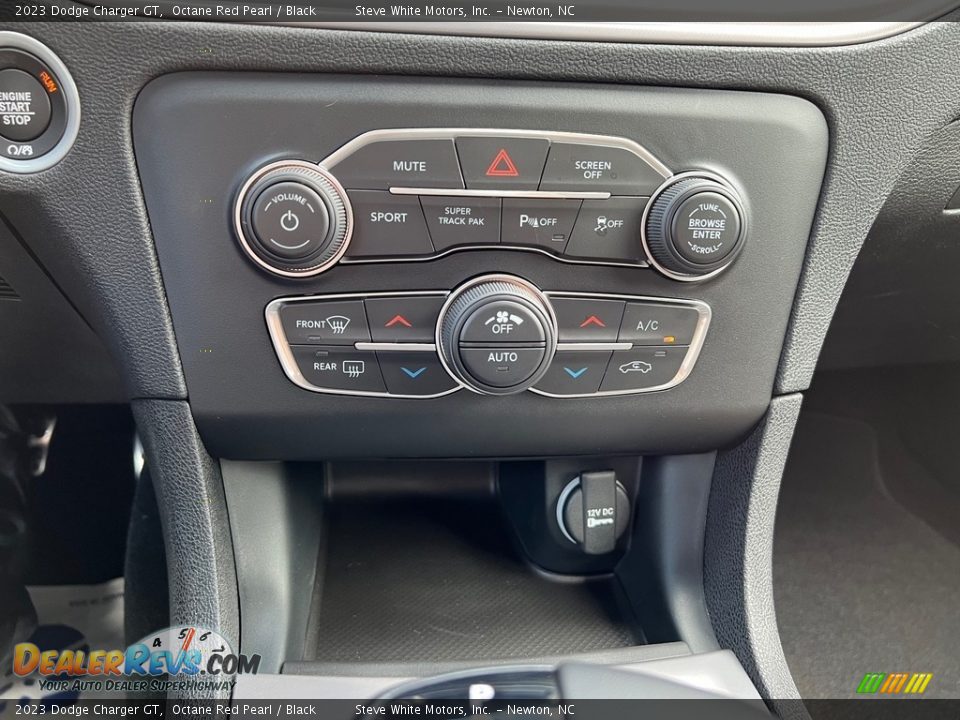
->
left=279, top=300, right=370, bottom=345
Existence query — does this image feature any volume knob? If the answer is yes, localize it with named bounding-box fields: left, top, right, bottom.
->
left=644, top=174, right=746, bottom=281
left=234, top=160, right=352, bottom=278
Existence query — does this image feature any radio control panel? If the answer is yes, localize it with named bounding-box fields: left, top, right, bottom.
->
left=136, top=74, right=826, bottom=456
left=235, top=129, right=747, bottom=282
left=266, top=275, right=710, bottom=399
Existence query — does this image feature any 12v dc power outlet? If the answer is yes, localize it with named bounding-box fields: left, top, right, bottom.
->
left=559, top=470, right=631, bottom=555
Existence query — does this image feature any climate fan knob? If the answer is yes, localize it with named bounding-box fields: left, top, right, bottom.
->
left=437, top=275, right=557, bottom=396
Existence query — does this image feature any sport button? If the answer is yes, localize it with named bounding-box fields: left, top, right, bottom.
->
left=456, top=136, right=550, bottom=190
left=345, top=191, right=434, bottom=257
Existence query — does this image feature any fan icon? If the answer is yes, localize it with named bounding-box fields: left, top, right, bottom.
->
left=496, top=311, right=509, bottom=323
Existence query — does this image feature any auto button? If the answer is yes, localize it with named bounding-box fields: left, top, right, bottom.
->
left=459, top=347, right=546, bottom=389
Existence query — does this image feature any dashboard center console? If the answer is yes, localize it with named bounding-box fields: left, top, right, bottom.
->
left=133, top=74, right=827, bottom=459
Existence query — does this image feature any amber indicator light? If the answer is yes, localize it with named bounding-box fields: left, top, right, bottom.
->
left=39, top=70, right=58, bottom=94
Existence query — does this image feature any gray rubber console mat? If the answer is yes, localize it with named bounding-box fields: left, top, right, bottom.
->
left=306, top=500, right=639, bottom=664
left=774, top=410, right=960, bottom=698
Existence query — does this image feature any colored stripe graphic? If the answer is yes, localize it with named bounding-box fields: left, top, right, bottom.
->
left=904, top=673, right=934, bottom=694
left=857, top=672, right=932, bottom=694
left=857, top=673, right=885, bottom=694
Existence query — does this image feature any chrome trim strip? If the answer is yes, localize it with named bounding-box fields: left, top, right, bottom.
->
left=555, top=478, right=581, bottom=546
left=556, top=342, right=632, bottom=351
left=355, top=342, right=437, bottom=352
left=321, top=127, right=672, bottom=180
left=391, top=187, right=611, bottom=199
left=341, top=245, right=649, bottom=269
left=531, top=291, right=711, bottom=398
left=303, top=22, right=922, bottom=48
left=265, top=289, right=710, bottom=398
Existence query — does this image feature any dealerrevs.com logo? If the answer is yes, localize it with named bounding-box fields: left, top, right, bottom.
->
left=13, top=626, right=260, bottom=694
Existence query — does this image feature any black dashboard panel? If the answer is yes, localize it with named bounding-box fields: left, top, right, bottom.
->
left=134, top=73, right=826, bottom=459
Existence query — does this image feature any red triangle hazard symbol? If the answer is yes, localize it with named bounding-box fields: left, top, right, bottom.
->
left=486, top=148, right=520, bottom=177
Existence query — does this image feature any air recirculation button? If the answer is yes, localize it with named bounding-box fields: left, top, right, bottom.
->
left=438, top=276, right=557, bottom=395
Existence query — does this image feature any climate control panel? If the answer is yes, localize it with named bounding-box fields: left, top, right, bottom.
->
left=235, top=129, right=747, bottom=281
left=265, top=275, right=710, bottom=399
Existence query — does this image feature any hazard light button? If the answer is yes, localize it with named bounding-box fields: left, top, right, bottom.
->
left=455, top=136, right=549, bottom=190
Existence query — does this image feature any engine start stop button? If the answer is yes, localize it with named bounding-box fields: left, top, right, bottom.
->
left=0, top=67, right=51, bottom=142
